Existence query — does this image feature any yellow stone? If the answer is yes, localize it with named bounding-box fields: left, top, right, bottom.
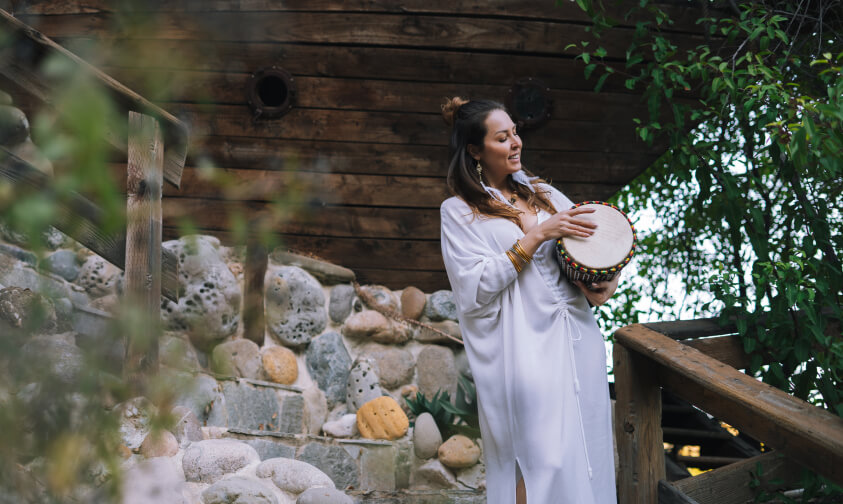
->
left=356, top=396, right=409, bottom=440
left=261, top=346, right=298, bottom=385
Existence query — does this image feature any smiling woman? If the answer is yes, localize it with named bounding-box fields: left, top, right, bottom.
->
left=438, top=97, right=620, bottom=504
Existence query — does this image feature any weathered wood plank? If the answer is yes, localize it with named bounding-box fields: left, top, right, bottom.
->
left=170, top=105, right=649, bottom=154
left=188, top=137, right=657, bottom=182
left=658, top=481, right=699, bottom=504
left=615, top=324, right=843, bottom=486
left=56, top=39, right=636, bottom=92
left=6, top=0, right=714, bottom=34
left=614, top=342, right=665, bottom=504
left=101, top=68, right=657, bottom=120
left=643, top=318, right=731, bottom=340
left=161, top=199, right=444, bottom=240
left=0, top=146, right=179, bottom=301
left=124, top=111, right=163, bottom=378
left=682, top=335, right=752, bottom=370
left=0, top=9, right=189, bottom=187
left=17, top=11, right=709, bottom=58
left=671, top=451, right=801, bottom=504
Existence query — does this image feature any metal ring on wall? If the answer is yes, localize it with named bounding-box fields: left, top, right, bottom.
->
left=246, top=66, right=297, bottom=120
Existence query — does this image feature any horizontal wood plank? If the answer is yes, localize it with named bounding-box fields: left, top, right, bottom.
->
left=17, top=11, right=709, bottom=58
left=615, top=324, right=843, bottom=486
left=168, top=105, right=650, bottom=154
left=682, top=335, right=752, bottom=370
left=6, top=0, right=714, bottom=34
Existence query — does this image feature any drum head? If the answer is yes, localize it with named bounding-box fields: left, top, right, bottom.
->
left=559, top=203, right=634, bottom=270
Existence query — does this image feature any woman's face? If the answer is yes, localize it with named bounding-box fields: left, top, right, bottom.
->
left=471, top=109, right=522, bottom=184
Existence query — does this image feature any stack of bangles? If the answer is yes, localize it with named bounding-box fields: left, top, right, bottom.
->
left=505, top=240, right=532, bottom=273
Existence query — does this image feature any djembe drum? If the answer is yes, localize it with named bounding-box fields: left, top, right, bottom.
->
left=555, top=201, right=637, bottom=285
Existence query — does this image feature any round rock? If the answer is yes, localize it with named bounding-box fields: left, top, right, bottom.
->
left=265, top=266, right=327, bottom=348
left=342, top=310, right=410, bottom=344
left=211, top=339, right=264, bottom=380
left=415, top=320, right=461, bottom=344
left=255, top=457, right=335, bottom=494
left=416, top=345, right=458, bottom=400
left=359, top=344, right=415, bottom=390
left=305, top=332, right=352, bottom=407
left=202, top=476, right=279, bottom=504
left=20, top=334, right=84, bottom=383
left=423, top=290, right=458, bottom=322
left=356, top=396, right=409, bottom=440
left=358, top=285, right=399, bottom=312
left=296, top=487, right=353, bottom=504
left=261, top=345, right=298, bottom=385
left=182, top=439, right=261, bottom=484
left=139, top=430, right=179, bottom=458
left=170, top=405, right=204, bottom=446
left=328, top=284, right=355, bottom=324
left=400, top=286, right=426, bottom=320
left=413, top=412, right=443, bottom=459
left=42, top=249, right=80, bottom=282
left=76, top=254, right=122, bottom=299
left=438, top=434, right=481, bottom=469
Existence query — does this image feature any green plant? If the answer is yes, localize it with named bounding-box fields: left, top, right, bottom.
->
left=405, top=376, right=481, bottom=439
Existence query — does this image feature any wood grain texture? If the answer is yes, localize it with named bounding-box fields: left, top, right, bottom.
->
left=615, top=323, right=843, bottom=486
left=614, top=342, right=665, bottom=504
left=16, top=11, right=709, bottom=58
left=124, top=111, right=164, bottom=377
left=243, top=239, right=267, bottom=345
left=671, top=451, right=801, bottom=504
left=682, top=335, right=752, bottom=370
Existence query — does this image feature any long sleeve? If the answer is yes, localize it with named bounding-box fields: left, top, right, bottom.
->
left=440, top=197, right=519, bottom=317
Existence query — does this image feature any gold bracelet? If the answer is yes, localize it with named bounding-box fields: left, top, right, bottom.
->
left=513, top=240, right=532, bottom=263
left=505, top=250, right=523, bottom=273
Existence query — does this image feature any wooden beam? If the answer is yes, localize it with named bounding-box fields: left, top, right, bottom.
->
left=671, top=451, right=801, bottom=504
left=0, top=147, right=179, bottom=301
left=682, top=335, right=752, bottom=370
left=243, top=238, right=267, bottom=346
left=615, top=324, right=843, bottom=486
left=0, top=9, right=188, bottom=187
left=614, top=342, right=665, bottom=504
left=124, top=111, right=163, bottom=379
left=658, top=481, right=699, bottom=504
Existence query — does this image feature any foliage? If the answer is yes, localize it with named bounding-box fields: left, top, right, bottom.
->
left=405, top=376, right=481, bottom=439
left=569, top=0, right=842, bottom=499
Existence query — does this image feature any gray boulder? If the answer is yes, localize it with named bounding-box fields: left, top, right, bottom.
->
left=305, top=332, right=351, bottom=407
left=42, top=249, right=80, bottom=282
left=121, top=457, right=186, bottom=504
left=211, top=339, right=264, bottom=380
left=182, top=439, right=260, bottom=484
left=161, top=235, right=241, bottom=351
left=201, top=476, right=279, bottom=504
left=265, top=266, right=327, bottom=348
left=297, top=443, right=358, bottom=491
left=358, top=344, right=415, bottom=390
left=296, top=488, right=353, bottom=504
left=20, top=334, right=84, bottom=383
left=328, top=284, right=355, bottom=324
left=423, top=290, right=458, bottom=322
left=256, top=457, right=335, bottom=494
left=416, top=346, right=458, bottom=400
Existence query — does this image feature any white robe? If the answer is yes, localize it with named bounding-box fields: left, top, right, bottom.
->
left=440, top=184, right=616, bottom=504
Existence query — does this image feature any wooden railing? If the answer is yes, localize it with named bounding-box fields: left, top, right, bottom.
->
left=613, top=320, right=843, bottom=504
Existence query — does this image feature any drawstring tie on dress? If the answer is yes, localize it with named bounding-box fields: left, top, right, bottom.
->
left=559, top=306, right=593, bottom=480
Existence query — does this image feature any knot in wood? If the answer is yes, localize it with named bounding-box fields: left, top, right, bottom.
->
left=623, top=420, right=635, bottom=433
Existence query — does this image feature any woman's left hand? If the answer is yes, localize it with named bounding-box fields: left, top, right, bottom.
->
left=575, top=273, right=621, bottom=307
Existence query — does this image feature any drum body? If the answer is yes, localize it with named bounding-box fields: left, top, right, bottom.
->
left=555, top=201, right=636, bottom=284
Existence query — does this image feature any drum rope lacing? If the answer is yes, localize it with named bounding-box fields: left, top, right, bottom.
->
left=559, top=305, right=594, bottom=480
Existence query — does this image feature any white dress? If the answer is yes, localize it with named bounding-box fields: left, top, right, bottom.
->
left=439, top=184, right=616, bottom=504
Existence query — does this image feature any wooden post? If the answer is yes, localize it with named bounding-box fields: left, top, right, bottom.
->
left=614, top=342, right=665, bottom=504
left=124, top=111, right=163, bottom=382
left=243, top=237, right=267, bottom=346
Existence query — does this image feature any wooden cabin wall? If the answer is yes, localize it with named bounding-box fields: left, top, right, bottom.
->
left=3, top=1, right=708, bottom=290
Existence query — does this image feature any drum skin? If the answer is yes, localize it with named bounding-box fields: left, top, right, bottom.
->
left=555, top=201, right=636, bottom=284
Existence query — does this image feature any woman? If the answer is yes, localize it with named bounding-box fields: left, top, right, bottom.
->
left=439, top=97, right=619, bottom=504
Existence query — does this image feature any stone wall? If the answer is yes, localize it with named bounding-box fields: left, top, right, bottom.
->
left=0, top=233, right=485, bottom=503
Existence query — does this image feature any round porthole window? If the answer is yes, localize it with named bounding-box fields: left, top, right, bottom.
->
left=247, top=67, right=296, bottom=119
left=506, top=78, right=552, bottom=130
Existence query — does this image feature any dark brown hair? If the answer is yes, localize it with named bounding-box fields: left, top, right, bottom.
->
left=442, top=97, right=556, bottom=229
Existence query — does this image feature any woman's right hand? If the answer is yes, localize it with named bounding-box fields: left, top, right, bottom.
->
left=535, top=207, right=597, bottom=242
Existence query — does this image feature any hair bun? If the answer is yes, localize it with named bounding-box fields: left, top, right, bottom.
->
left=441, top=96, right=469, bottom=127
